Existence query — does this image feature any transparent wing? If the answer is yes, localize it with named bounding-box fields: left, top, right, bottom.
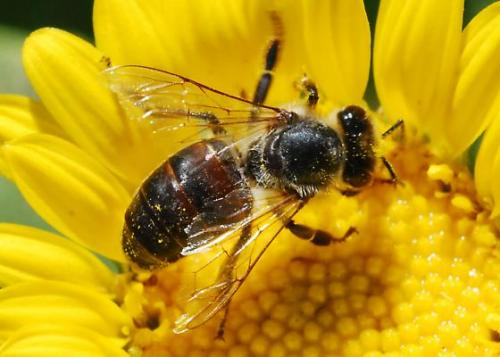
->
left=104, top=65, right=287, bottom=141
left=106, top=65, right=302, bottom=332
left=173, top=191, right=302, bottom=333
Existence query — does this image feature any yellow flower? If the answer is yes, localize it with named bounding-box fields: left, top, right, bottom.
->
left=1, top=0, right=500, bottom=356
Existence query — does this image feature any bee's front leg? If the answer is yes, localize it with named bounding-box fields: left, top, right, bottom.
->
left=286, top=220, right=358, bottom=245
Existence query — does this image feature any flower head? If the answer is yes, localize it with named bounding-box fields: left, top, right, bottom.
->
left=1, top=0, right=500, bottom=356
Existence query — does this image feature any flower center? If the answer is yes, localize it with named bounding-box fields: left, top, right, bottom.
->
left=119, top=131, right=500, bottom=356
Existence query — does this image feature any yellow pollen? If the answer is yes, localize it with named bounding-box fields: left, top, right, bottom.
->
left=452, top=194, right=475, bottom=213
left=427, top=164, right=454, bottom=184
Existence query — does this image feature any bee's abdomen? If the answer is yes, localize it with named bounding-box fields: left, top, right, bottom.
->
left=123, top=139, right=252, bottom=270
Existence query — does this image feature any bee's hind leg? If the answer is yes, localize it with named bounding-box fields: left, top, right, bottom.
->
left=252, top=39, right=280, bottom=106
left=286, top=220, right=358, bottom=245
left=252, top=12, right=283, bottom=106
left=215, top=304, right=230, bottom=341
left=215, top=224, right=252, bottom=340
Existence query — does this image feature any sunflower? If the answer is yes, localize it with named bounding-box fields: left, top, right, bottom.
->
left=1, top=0, right=500, bottom=356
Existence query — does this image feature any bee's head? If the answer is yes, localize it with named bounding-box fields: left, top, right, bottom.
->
left=264, top=120, right=344, bottom=193
left=337, top=105, right=375, bottom=189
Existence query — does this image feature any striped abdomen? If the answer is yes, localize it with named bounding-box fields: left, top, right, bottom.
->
left=123, top=139, right=253, bottom=270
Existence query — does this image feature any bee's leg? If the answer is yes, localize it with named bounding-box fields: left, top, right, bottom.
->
left=215, top=224, right=252, bottom=340
left=100, top=55, right=112, bottom=68
left=252, top=39, right=280, bottom=106
left=216, top=305, right=230, bottom=340
left=296, top=76, right=319, bottom=109
left=304, top=80, right=319, bottom=108
left=376, top=119, right=405, bottom=185
left=252, top=12, right=283, bottom=106
left=374, top=157, right=403, bottom=186
left=340, top=189, right=360, bottom=197
left=382, top=119, right=404, bottom=139
left=379, top=156, right=401, bottom=185
left=286, top=220, right=358, bottom=245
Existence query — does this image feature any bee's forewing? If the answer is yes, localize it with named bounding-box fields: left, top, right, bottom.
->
left=104, top=65, right=284, bottom=141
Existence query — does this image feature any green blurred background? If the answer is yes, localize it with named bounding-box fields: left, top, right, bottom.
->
left=0, top=0, right=497, bottom=231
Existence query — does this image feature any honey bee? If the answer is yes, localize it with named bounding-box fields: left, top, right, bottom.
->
left=105, top=22, right=400, bottom=335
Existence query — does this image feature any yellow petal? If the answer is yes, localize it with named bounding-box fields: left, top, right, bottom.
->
left=0, top=324, right=127, bottom=357
left=0, top=281, right=131, bottom=341
left=0, top=95, right=55, bottom=142
left=0, top=152, right=11, bottom=178
left=94, top=0, right=271, bottom=100
left=3, top=134, right=130, bottom=261
left=95, top=0, right=369, bottom=107
left=22, top=28, right=152, bottom=184
left=475, top=91, right=500, bottom=216
left=0, top=224, right=114, bottom=291
left=448, top=2, right=500, bottom=155
left=0, top=159, right=9, bottom=177
left=300, top=0, right=370, bottom=107
left=0, top=95, right=62, bottom=177
left=475, top=91, right=500, bottom=206
left=93, top=0, right=176, bottom=69
left=374, top=0, right=464, bottom=150
left=491, top=153, right=500, bottom=217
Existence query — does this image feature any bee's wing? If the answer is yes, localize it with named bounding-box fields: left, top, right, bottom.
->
left=104, top=65, right=287, bottom=141
left=173, top=192, right=302, bottom=334
left=106, top=65, right=301, bottom=332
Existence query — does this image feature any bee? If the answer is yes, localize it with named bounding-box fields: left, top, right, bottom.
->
left=105, top=21, right=400, bottom=335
